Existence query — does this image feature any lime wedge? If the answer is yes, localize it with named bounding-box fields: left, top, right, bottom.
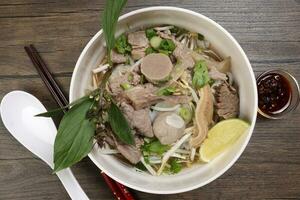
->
left=200, top=119, right=250, bottom=162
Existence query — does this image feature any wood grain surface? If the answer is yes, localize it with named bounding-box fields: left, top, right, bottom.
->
left=0, top=0, right=299, bottom=199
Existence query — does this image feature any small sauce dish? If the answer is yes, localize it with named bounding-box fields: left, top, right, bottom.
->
left=257, top=69, right=300, bottom=119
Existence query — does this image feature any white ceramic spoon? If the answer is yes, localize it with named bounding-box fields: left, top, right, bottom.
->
left=0, top=90, right=89, bottom=200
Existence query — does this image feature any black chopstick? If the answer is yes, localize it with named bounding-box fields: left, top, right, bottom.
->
left=24, top=44, right=133, bottom=200
left=24, top=46, right=66, bottom=110
left=29, top=44, right=69, bottom=107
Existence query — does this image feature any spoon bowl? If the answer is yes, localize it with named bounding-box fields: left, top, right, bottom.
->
left=1, top=90, right=56, bottom=166
left=0, top=90, right=89, bottom=200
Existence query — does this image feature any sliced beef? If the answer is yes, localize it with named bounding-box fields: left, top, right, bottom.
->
left=214, top=82, right=239, bottom=119
left=131, top=47, right=146, bottom=60
left=157, top=31, right=175, bottom=41
left=115, top=142, right=141, bottom=164
left=209, top=66, right=227, bottom=81
left=163, top=95, right=193, bottom=105
left=125, top=84, right=163, bottom=110
left=128, top=31, right=148, bottom=48
left=111, top=50, right=127, bottom=63
left=120, top=102, right=154, bottom=137
left=109, top=71, right=141, bottom=98
left=173, top=44, right=195, bottom=69
left=134, top=135, right=145, bottom=149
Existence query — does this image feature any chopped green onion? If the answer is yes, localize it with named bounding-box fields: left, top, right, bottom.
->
left=120, top=83, right=131, bottom=90
left=158, top=49, right=170, bottom=56
left=150, top=36, right=162, bottom=49
left=178, top=106, right=193, bottom=124
left=145, top=47, right=157, bottom=55
left=127, top=73, right=133, bottom=82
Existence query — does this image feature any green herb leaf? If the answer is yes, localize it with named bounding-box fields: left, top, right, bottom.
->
left=170, top=26, right=187, bottom=36
left=157, top=86, right=176, bottom=96
left=135, top=161, right=147, bottom=171
left=141, top=139, right=170, bottom=155
left=115, top=34, right=131, bottom=54
left=145, top=47, right=157, bottom=55
left=192, top=60, right=210, bottom=89
left=108, top=102, right=134, bottom=145
left=145, top=28, right=157, bottom=39
left=170, top=158, right=182, bottom=174
left=198, top=33, right=205, bottom=40
left=36, top=107, right=65, bottom=118
left=53, top=98, right=95, bottom=172
left=102, top=0, right=127, bottom=63
left=36, top=95, right=90, bottom=118
left=159, top=39, right=176, bottom=52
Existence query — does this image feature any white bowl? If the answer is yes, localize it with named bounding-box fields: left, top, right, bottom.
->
left=70, top=6, right=258, bottom=194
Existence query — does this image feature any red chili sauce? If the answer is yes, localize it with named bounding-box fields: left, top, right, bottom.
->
left=257, top=73, right=291, bottom=115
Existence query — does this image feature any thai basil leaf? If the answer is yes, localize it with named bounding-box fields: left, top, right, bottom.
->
left=108, top=102, right=134, bottom=145
left=36, top=95, right=90, bottom=118
left=102, top=0, right=127, bottom=63
left=192, top=60, right=210, bottom=89
left=53, top=98, right=95, bottom=172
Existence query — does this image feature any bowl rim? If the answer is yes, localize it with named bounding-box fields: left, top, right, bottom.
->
left=70, top=6, right=258, bottom=194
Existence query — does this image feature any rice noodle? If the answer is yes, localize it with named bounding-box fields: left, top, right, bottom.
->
left=171, top=152, right=187, bottom=159
left=154, top=26, right=174, bottom=31
left=226, top=72, right=233, bottom=85
left=98, top=149, right=120, bottom=154
left=178, top=80, right=199, bottom=103
left=176, top=34, right=185, bottom=41
left=188, top=38, right=195, bottom=50
left=129, top=58, right=143, bottom=71
left=93, top=63, right=109, bottom=74
left=190, top=148, right=196, bottom=161
left=164, top=29, right=172, bottom=35
left=175, top=149, right=191, bottom=154
left=157, top=133, right=192, bottom=175
left=141, top=156, right=157, bottom=176
left=151, top=104, right=180, bottom=112
left=92, top=74, right=98, bottom=89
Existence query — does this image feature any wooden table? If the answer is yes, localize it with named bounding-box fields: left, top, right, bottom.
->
left=0, top=0, right=299, bottom=199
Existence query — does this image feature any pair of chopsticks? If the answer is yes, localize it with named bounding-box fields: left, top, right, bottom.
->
left=24, top=44, right=135, bottom=200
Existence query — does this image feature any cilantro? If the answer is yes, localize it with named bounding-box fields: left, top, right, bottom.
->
left=192, top=60, right=210, bottom=89
left=145, top=28, right=157, bottom=39
left=115, top=34, right=131, bottom=54
left=170, top=159, right=182, bottom=174
left=159, top=39, right=176, bottom=52
left=141, top=139, right=170, bottom=155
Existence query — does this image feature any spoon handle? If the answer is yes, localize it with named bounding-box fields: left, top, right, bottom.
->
left=56, top=168, right=89, bottom=200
